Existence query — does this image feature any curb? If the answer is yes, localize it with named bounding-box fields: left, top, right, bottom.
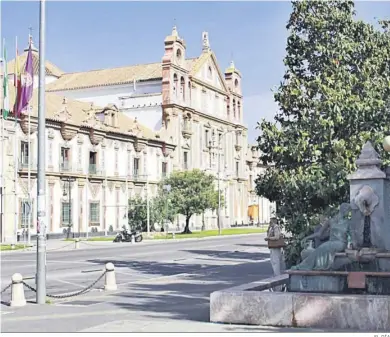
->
left=0, top=232, right=267, bottom=255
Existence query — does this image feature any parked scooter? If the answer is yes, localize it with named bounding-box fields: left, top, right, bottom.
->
left=113, top=226, right=143, bottom=243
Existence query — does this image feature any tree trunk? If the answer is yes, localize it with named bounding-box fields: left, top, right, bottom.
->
left=182, top=214, right=192, bottom=234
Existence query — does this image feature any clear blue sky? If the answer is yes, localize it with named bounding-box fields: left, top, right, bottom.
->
left=1, top=1, right=389, bottom=142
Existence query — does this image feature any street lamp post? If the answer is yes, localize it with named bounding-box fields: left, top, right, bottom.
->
left=209, top=129, right=235, bottom=235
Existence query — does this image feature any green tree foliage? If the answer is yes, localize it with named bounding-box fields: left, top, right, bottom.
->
left=256, top=0, right=390, bottom=267
left=162, top=169, right=220, bottom=234
left=127, top=196, right=176, bottom=232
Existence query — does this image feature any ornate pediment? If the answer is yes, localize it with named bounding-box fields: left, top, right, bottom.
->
left=128, top=118, right=143, bottom=137
left=88, top=182, right=100, bottom=199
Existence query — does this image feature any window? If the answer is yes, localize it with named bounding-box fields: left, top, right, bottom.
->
left=173, top=73, right=178, bottom=97
left=162, top=162, right=167, bottom=178
left=237, top=101, right=241, bottom=120
left=205, top=129, right=209, bottom=148
left=20, top=141, right=29, bottom=166
left=78, top=146, right=82, bottom=169
left=233, top=99, right=236, bottom=118
left=19, top=199, right=32, bottom=229
left=183, top=151, right=189, bottom=170
left=89, top=151, right=97, bottom=174
left=61, top=147, right=70, bottom=171
left=61, top=201, right=71, bottom=226
left=234, top=79, right=239, bottom=88
left=236, top=161, right=239, bottom=177
left=227, top=103, right=230, bottom=117
left=180, top=77, right=185, bottom=101
left=133, top=157, right=140, bottom=177
left=89, top=202, right=100, bottom=225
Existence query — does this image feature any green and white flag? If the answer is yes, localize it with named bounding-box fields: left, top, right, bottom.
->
left=2, top=42, right=9, bottom=119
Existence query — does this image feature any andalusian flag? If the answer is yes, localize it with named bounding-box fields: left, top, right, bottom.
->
left=2, top=41, right=10, bottom=119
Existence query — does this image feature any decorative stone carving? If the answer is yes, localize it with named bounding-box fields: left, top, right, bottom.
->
left=348, top=141, right=386, bottom=180
left=128, top=117, right=143, bottom=137
left=121, top=183, right=126, bottom=193
left=48, top=129, right=55, bottom=139
left=133, top=138, right=147, bottom=153
left=89, top=129, right=106, bottom=145
left=108, top=181, right=114, bottom=192
left=89, top=182, right=100, bottom=199
left=113, top=141, right=119, bottom=150
left=353, top=185, right=379, bottom=216
left=77, top=134, right=84, bottom=144
left=60, top=123, right=78, bottom=141
left=53, top=98, right=72, bottom=123
left=162, top=143, right=173, bottom=158
left=19, top=115, right=37, bottom=135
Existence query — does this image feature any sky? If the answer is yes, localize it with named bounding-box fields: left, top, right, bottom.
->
left=1, top=1, right=390, bottom=143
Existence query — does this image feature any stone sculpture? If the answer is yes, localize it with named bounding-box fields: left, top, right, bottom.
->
left=291, top=203, right=352, bottom=271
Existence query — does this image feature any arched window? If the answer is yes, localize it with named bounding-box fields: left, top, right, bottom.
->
left=188, top=81, right=191, bottom=104
left=237, top=101, right=241, bottom=120
left=173, top=73, right=178, bottom=97
left=233, top=99, right=236, bottom=118
left=180, top=77, right=185, bottom=101
left=227, top=103, right=230, bottom=117
left=234, top=79, right=239, bottom=88
left=176, top=49, right=182, bottom=63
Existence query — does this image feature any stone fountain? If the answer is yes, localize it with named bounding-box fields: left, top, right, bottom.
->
left=210, top=141, right=390, bottom=331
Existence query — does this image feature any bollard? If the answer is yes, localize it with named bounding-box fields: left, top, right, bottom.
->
left=172, top=232, right=176, bottom=239
left=104, top=263, right=117, bottom=291
left=131, top=235, right=135, bottom=244
left=10, top=273, right=26, bottom=307
left=74, top=238, right=80, bottom=249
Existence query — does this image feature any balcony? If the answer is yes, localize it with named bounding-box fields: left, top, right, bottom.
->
left=60, top=161, right=72, bottom=172
left=88, top=164, right=104, bottom=176
left=18, top=158, right=36, bottom=171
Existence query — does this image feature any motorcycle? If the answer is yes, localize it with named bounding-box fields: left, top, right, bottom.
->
left=113, top=226, right=143, bottom=243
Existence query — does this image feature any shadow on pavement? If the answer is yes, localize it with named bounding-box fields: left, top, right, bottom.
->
left=85, top=249, right=273, bottom=326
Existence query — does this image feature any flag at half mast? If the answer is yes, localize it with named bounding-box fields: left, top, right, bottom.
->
left=2, top=40, right=10, bottom=119
left=14, top=40, right=33, bottom=117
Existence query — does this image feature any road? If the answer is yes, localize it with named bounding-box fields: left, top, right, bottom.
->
left=0, top=234, right=309, bottom=333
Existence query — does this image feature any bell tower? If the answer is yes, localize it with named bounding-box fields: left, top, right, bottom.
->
left=162, top=26, right=187, bottom=106
left=225, top=61, right=243, bottom=123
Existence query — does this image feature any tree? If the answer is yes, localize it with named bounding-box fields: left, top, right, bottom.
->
left=256, top=0, right=390, bottom=267
left=127, top=196, right=175, bottom=232
left=162, top=169, right=220, bottom=234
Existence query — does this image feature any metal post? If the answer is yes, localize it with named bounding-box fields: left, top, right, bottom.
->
left=146, top=174, right=150, bottom=234
left=69, top=177, right=72, bottom=238
left=27, top=105, right=31, bottom=246
left=36, top=0, right=47, bottom=305
left=217, top=147, right=221, bottom=235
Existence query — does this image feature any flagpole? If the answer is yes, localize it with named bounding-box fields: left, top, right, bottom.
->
left=0, top=36, right=4, bottom=243
left=26, top=35, right=32, bottom=246
left=36, top=0, right=47, bottom=304
left=13, top=98, right=18, bottom=247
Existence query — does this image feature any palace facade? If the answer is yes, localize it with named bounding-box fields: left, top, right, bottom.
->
left=0, top=27, right=274, bottom=242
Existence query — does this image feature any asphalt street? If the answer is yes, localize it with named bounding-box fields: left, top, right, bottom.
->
left=0, top=234, right=301, bottom=332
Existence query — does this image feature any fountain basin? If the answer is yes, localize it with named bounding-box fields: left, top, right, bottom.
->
left=210, top=275, right=390, bottom=331
left=287, top=270, right=390, bottom=295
